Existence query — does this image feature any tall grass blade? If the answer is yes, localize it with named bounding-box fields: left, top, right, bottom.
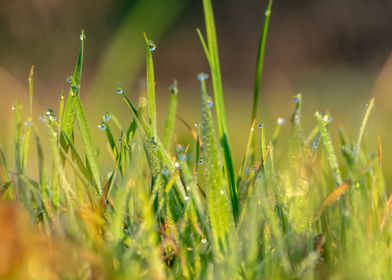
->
left=315, top=112, right=343, bottom=186
left=144, top=33, right=157, bottom=139
left=251, top=0, right=273, bottom=122
left=199, top=75, right=235, bottom=259
left=201, top=0, right=239, bottom=224
left=355, top=98, right=375, bottom=161
left=163, top=80, right=178, bottom=150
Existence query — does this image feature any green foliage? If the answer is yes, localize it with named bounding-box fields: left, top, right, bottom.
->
left=0, top=2, right=391, bottom=280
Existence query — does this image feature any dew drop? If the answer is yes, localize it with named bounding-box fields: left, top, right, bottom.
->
left=24, top=120, right=32, bottom=127
left=265, top=9, right=271, bottom=17
left=11, top=106, right=15, bottom=111
left=184, top=196, right=189, bottom=201
left=80, top=33, right=86, bottom=41
left=161, top=168, right=170, bottom=176
left=323, top=115, right=333, bottom=123
left=98, top=123, right=107, bottom=131
left=66, top=76, right=73, bottom=84
left=277, top=117, right=286, bottom=126
left=194, top=123, right=200, bottom=129
left=174, top=162, right=180, bottom=169
left=186, top=186, right=191, bottom=191
left=207, top=96, right=214, bottom=108
left=178, top=153, right=187, bottom=161
left=201, top=238, right=207, bottom=244
left=220, top=189, right=224, bottom=195
left=258, top=122, right=264, bottom=129
left=102, top=113, right=111, bottom=122
left=46, top=109, right=57, bottom=121
left=147, top=40, right=156, bottom=52
left=198, top=158, right=204, bottom=165
left=115, top=85, right=124, bottom=95
left=176, top=145, right=184, bottom=153
left=169, top=80, right=178, bottom=95
left=197, top=73, right=209, bottom=81
left=293, top=96, right=301, bottom=104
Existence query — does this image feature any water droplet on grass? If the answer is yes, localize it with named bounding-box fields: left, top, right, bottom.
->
left=197, top=73, right=209, bottom=81
left=24, top=120, right=32, bottom=127
left=161, top=168, right=170, bottom=176
left=277, top=117, right=286, bottom=126
left=323, top=115, right=333, bottom=123
left=169, top=80, right=178, bottom=94
left=174, top=162, right=180, bottom=169
left=66, top=76, right=73, bottom=83
left=265, top=9, right=271, bottom=16
left=201, top=238, right=207, bottom=244
left=147, top=40, right=156, bottom=52
left=258, top=122, right=264, bottom=129
left=184, top=196, right=189, bottom=201
left=176, top=145, right=184, bottom=153
left=178, top=153, right=187, bottom=161
left=46, top=109, right=56, bottom=121
left=207, top=96, right=214, bottom=108
left=198, top=158, right=204, bottom=165
left=80, top=33, right=86, bottom=41
left=220, top=190, right=225, bottom=195
left=293, top=96, right=301, bottom=104
left=102, top=113, right=111, bottom=122
left=98, top=123, right=107, bottom=131
left=115, top=85, right=124, bottom=95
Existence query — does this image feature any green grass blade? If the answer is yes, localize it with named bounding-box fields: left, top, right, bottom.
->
left=199, top=75, right=235, bottom=259
left=355, top=98, right=375, bottom=161
left=315, top=112, right=343, bottom=186
left=201, top=0, right=239, bottom=224
left=163, top=80, right=178, bottom=150
left=251, top=0, right=273, bottom=122
left=73, top=95, right=102, bottom=195
left=144, top=33, right=157, bottom=139
left=22, top=66, right=34, bottom=172
left=61, top=30, right=85, bottom=147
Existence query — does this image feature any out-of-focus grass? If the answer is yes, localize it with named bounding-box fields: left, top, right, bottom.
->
left=1, top=0, right=392, bottom=279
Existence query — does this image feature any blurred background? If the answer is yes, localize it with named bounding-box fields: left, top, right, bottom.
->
left=1, top=0, right=392, bottom=175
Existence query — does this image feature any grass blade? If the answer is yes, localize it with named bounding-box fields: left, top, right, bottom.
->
left=355, top=98, right=375, bottom=161
left=251, top=0, right=273, bottom=122
left=144, top=33, right=157, bottom=139
left=315, top=112, right=343, bottom=186
left=201, top=0, right=239, bottom=224
left=199, top=75, right=235, bottom=259
left=61, top=30, right=85, bottom=148
left=163, top=80, right=178, bottom=150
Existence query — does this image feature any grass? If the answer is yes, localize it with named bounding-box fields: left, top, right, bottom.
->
left=0, top=0, right=391, bottom=279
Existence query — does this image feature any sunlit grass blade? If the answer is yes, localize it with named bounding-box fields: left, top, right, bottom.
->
left=315, top=181, right=350, bottom=220
left=144, top=33, right=157, bottom=139
left=355, top=98, right=375, bottom=161
left=315, top=112, right=343, bottom=186
left=251, top=0, right=273, bottom=122
left=22, top=66, right=34, bottom=172
left=201, top=0, right=239, bottom=224
left=73, top=96, right=102, bottom=195
left=163, top=80, right=178, bottom=150
left=61, top=30, right=85, bottom=148
left=199, top=75, right=235, bottom=259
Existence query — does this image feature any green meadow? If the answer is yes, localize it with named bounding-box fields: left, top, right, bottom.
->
left=1, top=0, right=391, bottom=279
